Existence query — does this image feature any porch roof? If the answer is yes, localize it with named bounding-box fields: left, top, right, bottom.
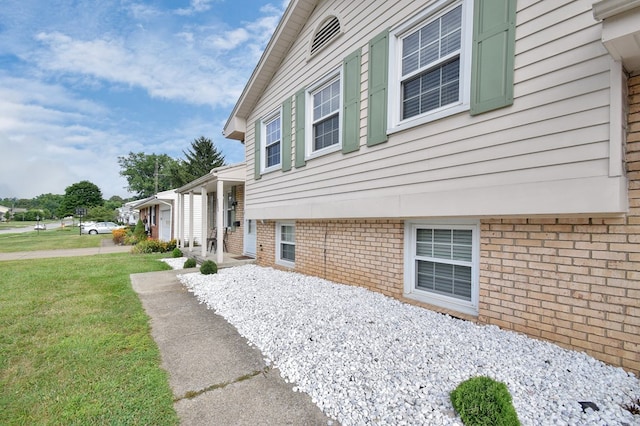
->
left=175, top=162, right=246, bottom=194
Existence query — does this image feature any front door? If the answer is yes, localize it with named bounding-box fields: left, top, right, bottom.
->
left=159, top=207, right=171, bottom=242
left=244, top=219, right=256, bottom=257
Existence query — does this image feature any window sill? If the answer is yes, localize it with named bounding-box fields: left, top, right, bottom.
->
left=276, top=259, right=295, bottom=269
left=404, top=289, right=478, bottom=316
left=305, top=143, right=341, bottom=161
left=388, top=102, right=469, bottom=137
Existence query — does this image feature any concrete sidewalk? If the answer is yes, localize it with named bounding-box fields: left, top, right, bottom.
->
left=130, top=269, right=335, bottom=426
left=0, top=243, right=131, bottom=261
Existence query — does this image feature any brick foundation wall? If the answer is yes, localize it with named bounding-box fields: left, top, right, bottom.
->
left=479, top=74, right=640, bottom=373
left=250, top=75, right=640, bottom=374
left=295, top=220, right=404, bottom=298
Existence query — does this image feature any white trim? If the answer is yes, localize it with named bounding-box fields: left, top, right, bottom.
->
left=261, top=107, right=283, bottom=174
left=609, top=58, right=627, bottom=177
left=388, top=0, right=473, bottom=134
left=305, top=68, right=343, bottom=160
left=276, top=221, right=296, bottom=268
left=404, top=219, right=479, bottom=316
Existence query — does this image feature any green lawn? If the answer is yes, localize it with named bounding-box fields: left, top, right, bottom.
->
left=0, top=253, right=179, bottom=425
left=0, top=226, right=111, bottom=253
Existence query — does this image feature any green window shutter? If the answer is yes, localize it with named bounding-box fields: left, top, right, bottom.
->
left=295, top=88, right=306, bottom=168
left=254, top=119, right=261, bottom=180
left=342, top=48, right=361, bottom=154
left=367, top=29, right=389, bottom=147
left=470, top=0, right=516, bottom=115
left=282, top=97, right=292, bottom=172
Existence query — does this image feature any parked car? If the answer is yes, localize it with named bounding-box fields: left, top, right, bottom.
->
left=81, top=221, right=123, bottom=235
left=34, top=223, right=46, bottom=230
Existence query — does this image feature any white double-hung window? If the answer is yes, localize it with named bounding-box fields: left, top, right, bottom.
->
left=261, top=110, right=282, bottom=172
left=404, top=220, right=479, bottom=315
left=390, top=0, right=472, bottom=130
left=276, top=222, right=295, bottom=267
left=306, top=71, right=342, bottom=157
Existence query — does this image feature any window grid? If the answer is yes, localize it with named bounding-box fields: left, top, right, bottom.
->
left=264, top=115, right=281, bottom=168
left=400, top=4, right=462, bottom=120
left=312, top=78, right=340, bottom=151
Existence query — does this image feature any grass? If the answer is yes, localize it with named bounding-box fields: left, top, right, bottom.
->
left=0, top=226, right=111, bottom=253
left=450, top=376, right=520, bottom=426
left=0, top=252, right=179, bottom=425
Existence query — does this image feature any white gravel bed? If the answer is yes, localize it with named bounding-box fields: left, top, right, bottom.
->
left=178, top=264, right=640, bottom=426
left=160, top=257, right=190, bottom=270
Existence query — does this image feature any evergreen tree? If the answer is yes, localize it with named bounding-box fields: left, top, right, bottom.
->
left=171, top=137, right=226, bottom=187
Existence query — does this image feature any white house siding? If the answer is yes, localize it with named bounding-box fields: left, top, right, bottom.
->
left=243, top=0, right=625, bottom=221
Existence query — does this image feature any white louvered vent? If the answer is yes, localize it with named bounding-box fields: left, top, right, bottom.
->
left=311, top=16, right=341, bottom=55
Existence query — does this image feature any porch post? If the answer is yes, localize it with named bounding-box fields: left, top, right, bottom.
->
left=216, top=179, right=224, bottom=264
left=201, top=185, right=208, bottom=258
left=177, top=193, right=184, bottom=248
left=188, top=191, right=194, bottom=252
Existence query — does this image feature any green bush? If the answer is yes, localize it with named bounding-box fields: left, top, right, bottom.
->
left=172, top=248, right=183, bottom=258
left=183, top=258, right=197, bottom=269
left=450, top=376, right=520, bottom=426
left=130, top=239, right=165, bottom=254
left=133, top=219, right=147, bottom=242
left=200, top=260, right=218, bottom=275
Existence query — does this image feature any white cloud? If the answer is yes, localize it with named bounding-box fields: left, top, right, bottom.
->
left=175, top=0, right=215, bottom=16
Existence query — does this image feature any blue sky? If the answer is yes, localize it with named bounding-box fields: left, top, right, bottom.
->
left=0, top=0, right=287, bottom=199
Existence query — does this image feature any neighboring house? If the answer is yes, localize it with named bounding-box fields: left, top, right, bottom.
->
left=117, top=201, right=140, bottom=226
left=0, top=205, right=9, bottom=221
left=175, top=163, right=247, bottom=264
left=132, top=191, right=177, bottom=242
left=223, top=0, right=640, bottom=373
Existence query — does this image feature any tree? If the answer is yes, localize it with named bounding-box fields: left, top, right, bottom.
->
left=86, top=205, right=116, bottom=222
left=118, top=152, right=178, bottom=198
left=57, top=181, right=104, bottom=217
left=33, top=193, right=64, bottom=218
left=170, top=137, right=226, bottom=187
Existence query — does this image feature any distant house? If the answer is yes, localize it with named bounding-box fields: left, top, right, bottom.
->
left=0, top=205, right=9, bottom=221
left=175, top=163, right=247, bottom=264
left=132, top=191, right=175, bottom=242
left=117, top=201, right=140, bottom=226
left=222, top=0, right=640, bottom=373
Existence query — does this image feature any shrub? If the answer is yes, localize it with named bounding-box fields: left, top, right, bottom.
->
left=112, top=228, right=127, bottom=245
left=166, top=239, right=177, bottom=252
left=183, top=258, right=197, bottom=268
left=130, top=238, right=165, bottom=254
left=133, top=219, right=147, bottom=242
left=450, top=376, right=520, bottom=426
left=200, top=260, right=218, bottom=275
left=172, top=248, right=183, bottom=258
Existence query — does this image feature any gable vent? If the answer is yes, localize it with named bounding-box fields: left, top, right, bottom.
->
left=311, top=16, right=341, bottom=55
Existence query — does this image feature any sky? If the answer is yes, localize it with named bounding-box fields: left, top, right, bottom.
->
left=0, top=0, right=288, bottom=200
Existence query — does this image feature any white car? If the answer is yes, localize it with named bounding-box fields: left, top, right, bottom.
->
left=34, top=223, right=46, bottom=230
left=81, top=221, right=123, bottom=235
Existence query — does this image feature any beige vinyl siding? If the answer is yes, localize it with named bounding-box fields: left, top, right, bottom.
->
left=243, top=0, right=625, bottom=220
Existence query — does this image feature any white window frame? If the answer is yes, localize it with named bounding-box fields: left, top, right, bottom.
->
left=276, top=222, right=296, bottom=268
left=305, top=68, right=343, bottom=159
left=261, top=108, right=282, bottom=173
left=404, top=219, right=479, bottom=316
left=388, top=0, right=473, bottom=134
